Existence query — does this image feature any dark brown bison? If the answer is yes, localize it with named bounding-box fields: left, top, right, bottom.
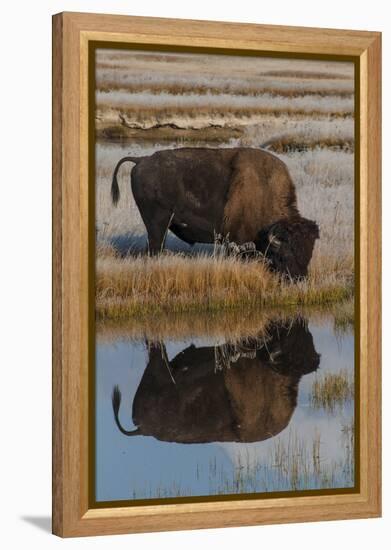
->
left=111, top=319, right=320, bottom=444
left=111, top=147, right=319, bottom=278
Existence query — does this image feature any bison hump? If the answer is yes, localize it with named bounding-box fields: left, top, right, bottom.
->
left=222, top=149, right=298, bottom=243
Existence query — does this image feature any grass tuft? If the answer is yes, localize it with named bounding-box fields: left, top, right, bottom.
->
left=95, top=245, right=354, bottom=320
left=310, top=370, right=354, bottom=412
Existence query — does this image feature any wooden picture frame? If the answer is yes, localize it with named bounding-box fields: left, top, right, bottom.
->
left=52, top=11, right=381, bottom=537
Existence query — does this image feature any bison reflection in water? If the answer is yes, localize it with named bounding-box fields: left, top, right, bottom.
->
left=112, top=319, right=320, bottom=444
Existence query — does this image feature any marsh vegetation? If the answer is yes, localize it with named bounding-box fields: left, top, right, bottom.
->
left=124, top=423, right=354, bottom=499
left=96, top=243, right=352, bottom=319
left=310, top=370, right=355, bottom=412
left=94, top=50, right=356, bottom=501
left=95, top=50, right=354, bottom=315
left=96, top=300, right=353, bottom=344
left=95, top=311, right=355, bottom=501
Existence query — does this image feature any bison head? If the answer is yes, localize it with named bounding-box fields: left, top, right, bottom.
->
left=255, top=217, right=319, bottom=279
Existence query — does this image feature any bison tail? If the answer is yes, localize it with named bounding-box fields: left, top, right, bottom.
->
left=111, top=156, right=146, bottom=206
left=111, top=171, right=120, bottom=206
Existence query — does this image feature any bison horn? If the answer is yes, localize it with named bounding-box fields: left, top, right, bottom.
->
left=268, top=232, right=281, bottom=248
left=270, top=349, right=282, bottom=362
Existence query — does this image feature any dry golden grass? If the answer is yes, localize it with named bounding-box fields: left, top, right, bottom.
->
left=262, top=135, right=354, bottom=153
left=97, top=104, right=353, bottom=125
left=311, top=369, right=355, bottom=412
left=96, top=82, right=353, bottom=98
left=259, top=70, right=352, bottom=80
left=95, top=245, right=353, bottom=320
left=95, top=50, right=353, bottom=94
left=94, top=51, right=355, bottom=321
left=96, top=48, right=353, bottom=74
left=95, top=124, right=242, bottom=143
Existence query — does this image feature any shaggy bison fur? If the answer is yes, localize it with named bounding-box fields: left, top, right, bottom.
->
left=111, top=147, right=319, bottom=278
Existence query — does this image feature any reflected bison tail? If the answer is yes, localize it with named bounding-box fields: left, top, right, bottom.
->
left=111, top=156, right=146, bottom=206
left=112, top=384, right=122, bottom=417
left=111, top=385, right=141, bottom=437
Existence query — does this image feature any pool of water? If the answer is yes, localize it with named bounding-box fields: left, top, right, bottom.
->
left=95, top=314, right=355, bottom=502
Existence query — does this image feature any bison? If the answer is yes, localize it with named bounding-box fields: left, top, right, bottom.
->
left=111, top=319, right=320, bottom=444
left=111, top=147, right=319, bottom=278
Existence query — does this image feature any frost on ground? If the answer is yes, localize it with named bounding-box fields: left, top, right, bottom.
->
left=94, top=48, right=355, bottom=300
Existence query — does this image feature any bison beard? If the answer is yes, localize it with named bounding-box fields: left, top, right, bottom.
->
left=111, top=147, right=319, bottom=278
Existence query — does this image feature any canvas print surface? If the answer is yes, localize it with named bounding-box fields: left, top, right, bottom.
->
left=93, top=47, right=356, bottom=504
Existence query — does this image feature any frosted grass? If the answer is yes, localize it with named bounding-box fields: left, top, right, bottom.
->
left=96, top=90, right=353, bottom=113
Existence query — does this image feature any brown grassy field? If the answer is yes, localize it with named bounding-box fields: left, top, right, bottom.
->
left=96, top=243, right=353, bottom=320
left=94, top=50, right=355, bottom=319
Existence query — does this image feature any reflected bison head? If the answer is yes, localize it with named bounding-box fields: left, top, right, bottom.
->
left=255, top=217, right=319, bottom=279
left=112, top=319, right=320, bottom=444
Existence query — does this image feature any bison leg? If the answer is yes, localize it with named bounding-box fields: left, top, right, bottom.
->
left=143, top=210, right=174, bottom=255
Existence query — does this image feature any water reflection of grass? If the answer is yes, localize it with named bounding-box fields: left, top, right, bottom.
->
left=216, top=425, right=354, bottom=494
left=127, top=424, right=354, bottom=499
left=310, top=369, right=354, bottom=412
left=97, top=308, right=278, bottom=343
left=96, top=302, right=352, bottom=343
left=333, top=299, right=355, bottom=333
